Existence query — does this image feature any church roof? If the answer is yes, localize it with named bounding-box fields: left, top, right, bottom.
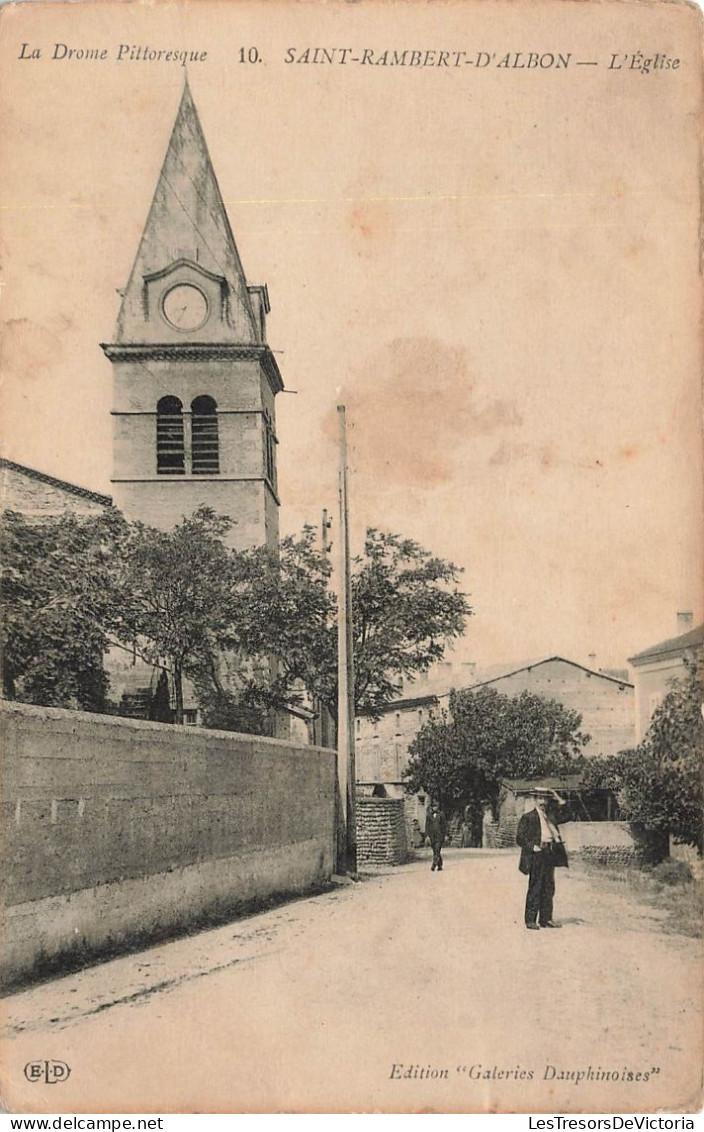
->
left=115, top=79, right=259, bottom=345
left=0, top=457, right=113, bottom=507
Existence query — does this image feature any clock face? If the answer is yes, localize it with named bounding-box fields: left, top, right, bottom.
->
left=162, top=284, right=209, bottom=331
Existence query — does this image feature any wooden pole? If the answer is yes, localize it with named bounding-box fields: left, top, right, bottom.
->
left=337, top=405, right=357, bottom=874
left=314, top=509, right=334, bottom=748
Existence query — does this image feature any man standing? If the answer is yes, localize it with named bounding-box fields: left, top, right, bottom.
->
left=426, top=799, right=447, bottom=872
left=516, top=787, right=570, bottom=929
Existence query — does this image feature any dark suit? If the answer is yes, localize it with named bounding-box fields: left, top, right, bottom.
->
left=516, top=804, right=569, bottom=926
left=426, top=809, right=447, bottom=871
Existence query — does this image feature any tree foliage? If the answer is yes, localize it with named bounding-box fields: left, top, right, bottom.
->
left=236, top=526, right=471, bottom=726
left=583, top=652, right=704, bottom=851
left=351, top=530, right=470, bottom=718
left=112, top=508, right=260, bottom=724
left=405, top=685, right=590, bottom=815
left=0, top=508, right=122, bottom=711
left=2, top=506, right=470, bottom=735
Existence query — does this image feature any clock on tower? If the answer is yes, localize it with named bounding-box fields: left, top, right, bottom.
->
left=162, top=284, right=209, bottom=331
left=101, top=79, right=283, bottom=553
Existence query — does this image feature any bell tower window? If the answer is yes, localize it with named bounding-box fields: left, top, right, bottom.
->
left=191, top=395, right=220, bottom=475
left=156, top=396, right=185, bottom=475
left=263, top=410, right=277, bottom=489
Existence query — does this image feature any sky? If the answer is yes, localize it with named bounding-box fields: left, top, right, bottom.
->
left=1, top=0, right=702, bottom=673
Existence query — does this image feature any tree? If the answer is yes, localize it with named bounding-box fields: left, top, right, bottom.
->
left=113, top=508, right=251, bottom=724
left=583, top=652, right=704, bottom=852
left=351, top=530, right=471, bottom=718
left=404, top=685, right=590, bottom=816
left=0, top=508, right=123, bottom=711
left=237, top=526, right=471, bottom=730
left=2, top=506, right=471, bottom=737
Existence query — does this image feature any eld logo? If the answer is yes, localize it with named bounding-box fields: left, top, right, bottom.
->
left=24, top=1060, right=71, bottom=1084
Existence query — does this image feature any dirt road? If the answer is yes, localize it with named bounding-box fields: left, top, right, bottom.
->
left=2, top=850, right=701, bottom=1113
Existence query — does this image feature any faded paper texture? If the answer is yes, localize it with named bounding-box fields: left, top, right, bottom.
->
left=0, top=0, right=703, bottom=1115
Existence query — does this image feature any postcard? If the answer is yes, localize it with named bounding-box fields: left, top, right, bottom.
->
left=0, top=0, right=702, bottom=1115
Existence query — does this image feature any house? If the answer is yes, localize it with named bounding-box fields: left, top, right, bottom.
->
left=356, top=693, right=440, bottom=843
left=356, top=655, right=635, bottom=843
left=628, top=616, right=703, bottom=741
left=461, top=656, right=635, bottom=758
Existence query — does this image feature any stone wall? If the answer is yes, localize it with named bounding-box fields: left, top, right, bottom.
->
left=485, top=815, right=519, bottom=849
left=356, top=797, right=409, bottom=867
left=1, top=700, right=335, bottom=986
left=578, top=845, right=639, bottom=866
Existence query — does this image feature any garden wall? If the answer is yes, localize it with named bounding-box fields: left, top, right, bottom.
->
left=1, top=700, right=336, bottom=986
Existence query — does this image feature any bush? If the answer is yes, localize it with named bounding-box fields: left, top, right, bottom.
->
left=582, top=652, right=704, bottom=852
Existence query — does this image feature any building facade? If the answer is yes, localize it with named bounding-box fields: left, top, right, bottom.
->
left=464, top=657, right=635, bottom=759
left=356, top=656, right=636, bottom=841
left=628, top=618, right=703, bottom=741
left=102, top=80, right=283, bottom=552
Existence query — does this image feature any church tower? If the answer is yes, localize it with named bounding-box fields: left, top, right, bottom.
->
left=102, top=81, right=282, bottom=551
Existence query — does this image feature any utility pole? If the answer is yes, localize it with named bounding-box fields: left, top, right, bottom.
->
left=321, top=508, right=332, bottom=556
left=314, top=509, right=334, bottom=750
left=337, top=405, right=357, bottom=874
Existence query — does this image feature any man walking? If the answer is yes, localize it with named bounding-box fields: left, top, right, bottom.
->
left=426, top=799, right=447, bottom=872
left=516, top=787, right=570, bottom=929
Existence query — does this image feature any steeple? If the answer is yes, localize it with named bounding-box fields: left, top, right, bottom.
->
left=103, top=81, right=282, bottom=554
left=115, top=79, right=259, bottom=345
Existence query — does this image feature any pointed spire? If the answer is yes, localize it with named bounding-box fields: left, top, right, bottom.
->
left=115, top=81, right=258, bottom=344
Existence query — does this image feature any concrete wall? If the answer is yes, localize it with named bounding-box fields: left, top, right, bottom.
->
left=356, top=797, right=409, bottom=867
left=1, top=701, right=335, bottom=986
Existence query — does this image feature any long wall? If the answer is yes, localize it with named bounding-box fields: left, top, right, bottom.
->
left=1, top=701, right=336, bottom=986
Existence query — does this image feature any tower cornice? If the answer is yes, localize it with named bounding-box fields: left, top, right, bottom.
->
left=100, top=342, right=284, bottom=394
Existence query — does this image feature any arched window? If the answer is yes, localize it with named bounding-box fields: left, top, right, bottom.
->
left=191, top=395, right=219, bottom=474
left=156, top=396, right=185, bottom=475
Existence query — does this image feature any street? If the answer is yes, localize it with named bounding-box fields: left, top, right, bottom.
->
left=1, top=851, right=701, bottom=1114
